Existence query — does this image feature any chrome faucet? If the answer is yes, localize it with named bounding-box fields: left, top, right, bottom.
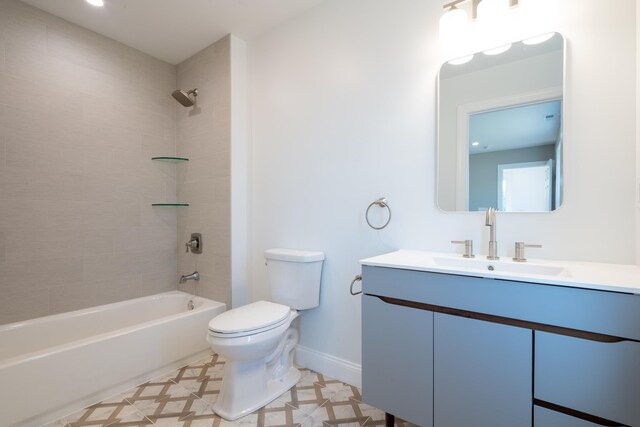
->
left=485, top=207, right=499, bottom=260
left=179, top=271, right=200, bottom=283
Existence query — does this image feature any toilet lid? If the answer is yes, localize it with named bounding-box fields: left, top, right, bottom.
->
left=208, top=301, right=291, bottom=334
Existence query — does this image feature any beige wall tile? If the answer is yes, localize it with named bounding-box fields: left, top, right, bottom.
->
left=0, top=200, right=47, bottom=231
left=0, top=41, right=5, bottom=72
left=140, top=270, right=177, bottom=297
left=0, top=1, right=180, bottom=324
left=0, top=135, right=5, bottom=168
left=1, top=105, right=47, bottom=141
left=1, top=256, right=83, bottom=294
left=0, top=231, right=5, bottom=263
left=0, top=1, right=48, bottom=51
left=4, top=228, right=80, bottom=263
left=4, top=42, right=47, bottom=82
left=48, top=283, right=94, bottom=315
left=0, top=288, right=49, bottom=325
left=176, top=36, right=231, bottom=306
left=86, top=276, right=141, bottom=305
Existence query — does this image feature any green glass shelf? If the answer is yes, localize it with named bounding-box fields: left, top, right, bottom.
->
left=151, top=157, right=189, bottom=162
left=151, top=203, right=190, bottom=207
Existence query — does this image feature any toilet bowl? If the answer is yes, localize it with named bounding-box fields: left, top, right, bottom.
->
left=207, top=301, right=300, bottom=420
left=206, top=248, right=324, bottom=420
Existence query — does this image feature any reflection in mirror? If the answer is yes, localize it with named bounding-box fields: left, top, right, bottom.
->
left=437, top=32, right=565, bottom=213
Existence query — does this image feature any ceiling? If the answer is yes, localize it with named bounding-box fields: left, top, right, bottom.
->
left=469, top=100, right=561, bottom=154
left=21, top=0, right=327, bottom=64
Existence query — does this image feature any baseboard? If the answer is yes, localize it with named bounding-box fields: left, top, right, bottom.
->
left=294, top=345, right=362, bottom=388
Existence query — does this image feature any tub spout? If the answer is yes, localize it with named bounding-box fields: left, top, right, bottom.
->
left=180, top=271, right=200, bottom=283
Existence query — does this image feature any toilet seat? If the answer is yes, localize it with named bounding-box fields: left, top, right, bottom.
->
left=208, top=301, right=293, bottom=338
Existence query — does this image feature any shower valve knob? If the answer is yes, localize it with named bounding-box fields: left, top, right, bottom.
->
left=185, top=233, right=202, bottom=254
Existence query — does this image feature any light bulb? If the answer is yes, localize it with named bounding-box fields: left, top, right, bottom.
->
left=448, top=55, right=474, bottom=65
left=439, top=7, right=468, bottom=53
left=86, top=0, right=104, bottom=6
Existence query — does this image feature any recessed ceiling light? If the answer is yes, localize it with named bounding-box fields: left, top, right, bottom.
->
left=483, top=44, right=512, bottom=55
left=523, top=33, right=555, bottom=45
left=471, top=142, right=480, bottom=147
left=448, top=55, right=474, bottom=65
left=86, top=0, right=104, bottom=7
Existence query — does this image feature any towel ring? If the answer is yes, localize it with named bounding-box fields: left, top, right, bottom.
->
left=350, top=274, right=362, bottom=296
left=366, top=197, right=391, bottom=230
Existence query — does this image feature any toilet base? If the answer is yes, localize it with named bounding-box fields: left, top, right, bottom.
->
left=213, top=366, right=301, bottom=420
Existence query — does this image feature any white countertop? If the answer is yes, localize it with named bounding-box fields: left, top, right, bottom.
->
left=360, top=250, right=640, bottom=295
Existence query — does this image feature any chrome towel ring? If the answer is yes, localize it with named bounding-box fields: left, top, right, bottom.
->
left=365, top=197, right=392, bottom=230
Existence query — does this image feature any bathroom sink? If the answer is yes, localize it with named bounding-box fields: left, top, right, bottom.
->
left=361, top=250, right=640, bottom=295
left=432, top=256, right=569, bottom=277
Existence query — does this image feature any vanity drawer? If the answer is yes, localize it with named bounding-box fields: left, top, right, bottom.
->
left=535, top=331, right=640, bottom=427
left=534, top=406, right=605, bottom=427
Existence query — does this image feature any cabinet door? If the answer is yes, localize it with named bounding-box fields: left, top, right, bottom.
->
left=535, top=331, right=640, bottom=427
left=434, top=313, right=532, bottom=427
left=362, top=295, right=433, bottom=427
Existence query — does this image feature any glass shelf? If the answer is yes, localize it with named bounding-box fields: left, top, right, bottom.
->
left=151, top=157, right=189, bottom=162
left=151, top=203, right=190, bottom=207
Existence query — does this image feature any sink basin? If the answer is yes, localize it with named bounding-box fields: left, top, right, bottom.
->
left=360, top=250, right=640, bottom=294
left=432, top=256, right=569, bottom=277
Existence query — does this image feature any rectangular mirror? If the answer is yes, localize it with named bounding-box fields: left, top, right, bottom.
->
left=437, top=32, right=565, bottom=212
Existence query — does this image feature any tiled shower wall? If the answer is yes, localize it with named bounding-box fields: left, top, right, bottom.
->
left=176, top=36, right=231, bottom=307
left=0, top=0, right=178, bottom=324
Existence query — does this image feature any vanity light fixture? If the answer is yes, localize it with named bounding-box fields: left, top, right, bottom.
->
left=448, top=54, right=474, bottom=65
left=86, top=0, right=104, bottom=6
left=483, top=43, right=512, bottom=55
left=439, top=0, right=519, bottom=59
left=522, top=32, right=555, bottom=45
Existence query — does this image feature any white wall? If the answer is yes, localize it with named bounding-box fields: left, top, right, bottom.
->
left=248, top=0, right=637, bottom=381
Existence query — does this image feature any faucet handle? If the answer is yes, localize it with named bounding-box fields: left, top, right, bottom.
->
left=451, top=240, right=475, bottom=258
left=513, top=242, right=542, bottom=262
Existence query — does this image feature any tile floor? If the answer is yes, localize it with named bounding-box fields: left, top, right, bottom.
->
left=43, top=352, right=417, bottom=427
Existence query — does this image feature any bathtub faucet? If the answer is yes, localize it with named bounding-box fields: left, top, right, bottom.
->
left=180, top=271, right=200, bottom=283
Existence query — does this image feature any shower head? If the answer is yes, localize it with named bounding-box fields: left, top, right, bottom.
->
left=172, top=88, right=198, bottom=107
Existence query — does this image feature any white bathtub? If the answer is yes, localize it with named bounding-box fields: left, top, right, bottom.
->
left=0, top=291, right=225, bottom=427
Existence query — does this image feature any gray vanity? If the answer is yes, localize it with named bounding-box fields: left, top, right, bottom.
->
left=361, top=251, right=640, bottom=427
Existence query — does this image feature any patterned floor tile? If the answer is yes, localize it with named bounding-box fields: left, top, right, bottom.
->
left=42, top=420, right=70, bottom=427
left=43, top=352, right=394, bottom=427
left=65, top=397, right=152, bottom=427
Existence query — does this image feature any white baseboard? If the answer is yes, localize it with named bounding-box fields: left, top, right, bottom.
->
left=294, top=345, right=362, bottom=388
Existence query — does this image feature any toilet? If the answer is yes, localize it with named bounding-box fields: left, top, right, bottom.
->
left=207, top=248, right=325, bottom=420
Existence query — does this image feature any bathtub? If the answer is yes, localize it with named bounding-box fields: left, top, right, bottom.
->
left=0, top=291, right=225, bottom=427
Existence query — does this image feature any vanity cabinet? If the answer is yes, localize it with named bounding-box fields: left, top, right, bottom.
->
left=362, top=265, right=640, bottom=427
left=362, top=295, right=433, bottom=427
left=434, top=313, right=531, bottom=427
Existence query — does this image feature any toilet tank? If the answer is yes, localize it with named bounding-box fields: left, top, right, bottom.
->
left=264, top=248, right=325, bottom=310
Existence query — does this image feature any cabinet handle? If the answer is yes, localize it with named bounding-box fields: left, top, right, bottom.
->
left=534, top=399, right=629, bottom=426
left=374, top=295, right=632, bottom=344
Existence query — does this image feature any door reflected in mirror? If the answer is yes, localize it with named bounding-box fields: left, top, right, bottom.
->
left=437, top=32, right=565, bottom=213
